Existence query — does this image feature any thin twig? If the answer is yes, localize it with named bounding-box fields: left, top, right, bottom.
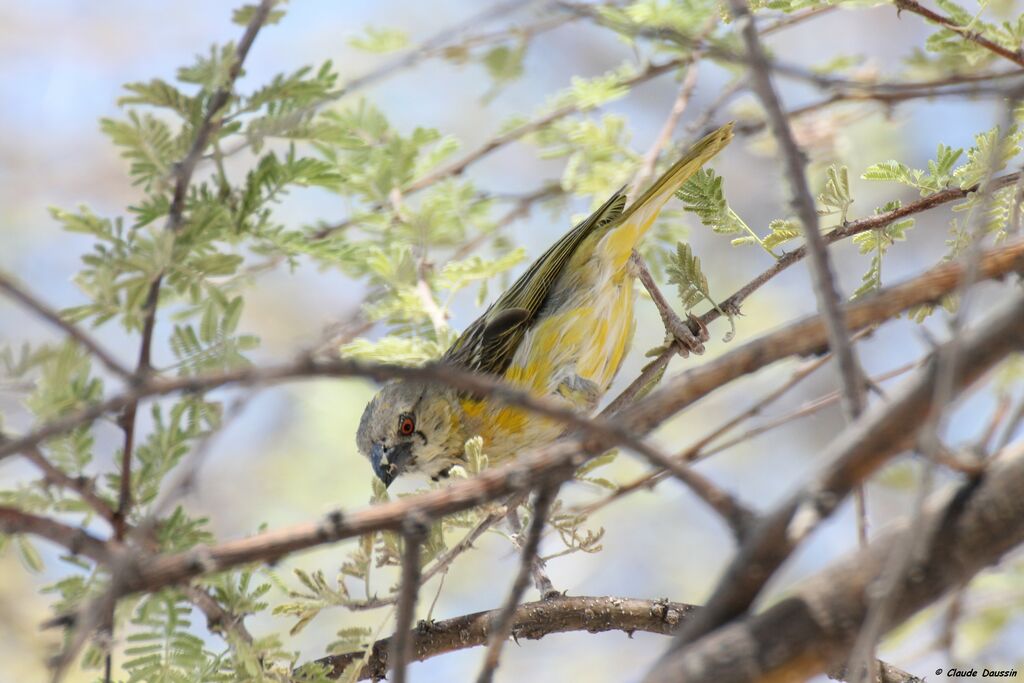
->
left=450, top=184, right=564, bottom=260
left=477, top=483, right=558, bottom=683
left=759, top=4, right=838, bottom=34
left=0, top=506, right=116, bottom=566
left=994, top=395, right=1024, bottom=452
left=581, top=354, right=922, bottom=520
left=631, top=252, right=708, bottom=357
left=727, top=0, right=867, bottom=424
left=893, top=0, right=1024, bottom=69
left=19, top=445, right=116, bottom=526
left=347, top=507, right=507, bottom=612
left=390, top=519, right=428, bottom=683
left=0, top=274, right=133, bottom=381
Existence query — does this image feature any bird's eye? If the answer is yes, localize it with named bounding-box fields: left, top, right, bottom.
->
left=398, top=415, right=416, bottom=436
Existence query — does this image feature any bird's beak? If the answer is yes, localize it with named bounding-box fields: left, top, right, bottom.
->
left=370, top=441, right=412, bottom=488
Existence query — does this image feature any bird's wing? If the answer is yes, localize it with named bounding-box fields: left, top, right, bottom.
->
left=442, top=122, right=734, bottom=378
left=593, top=122, right=735, bottom=271
left=442, top=189, right=627, bottom=376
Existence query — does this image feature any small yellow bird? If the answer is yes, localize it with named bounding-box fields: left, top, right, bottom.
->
left=357, top=123, right=733, bottom=486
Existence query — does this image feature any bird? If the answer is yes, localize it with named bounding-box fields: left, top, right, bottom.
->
left=357, top=123, right=733, bottom=487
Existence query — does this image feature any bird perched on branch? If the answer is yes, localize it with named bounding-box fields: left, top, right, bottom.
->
left=357, top=123, right=733, bottom=487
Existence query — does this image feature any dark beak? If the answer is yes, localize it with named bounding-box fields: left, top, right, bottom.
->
left=370, top=441, right=412, bottom=488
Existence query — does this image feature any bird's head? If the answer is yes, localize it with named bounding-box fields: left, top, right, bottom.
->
left=356, top=380, right=466, bottom=487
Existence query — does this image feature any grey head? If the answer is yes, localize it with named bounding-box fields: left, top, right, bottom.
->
left=356, top=379, right=467, bottom=487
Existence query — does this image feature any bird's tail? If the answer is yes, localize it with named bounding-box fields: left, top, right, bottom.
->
left=599, top=122, right=734, bottom=270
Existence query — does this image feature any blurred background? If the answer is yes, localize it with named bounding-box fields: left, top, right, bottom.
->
left=1, top=1, right=1022, bottom=681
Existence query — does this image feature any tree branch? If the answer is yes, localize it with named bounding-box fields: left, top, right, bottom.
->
left=20, top=445, right=117, bottom=526
left=893, top=0, right=1024, bottom=69
left=477, top=484, right=558, bottom=683
left=643, top=440, right=1024, bottom=682
left=318, top=595, right=697, bottom=681
left=659, top=287, right=1024, bottom=652
left=64, top=240, right=1024, bottom=598
left=0, top=506, right=115, bottom=566
left=182, top=584, right=255, bottom=647
left=390, top=520, right=427, bottom=683
left=604, top=172, right=1022, bottom=418
left=0, top=273, right=133, bottom=381
left=727, top=0, right=867, bottom=425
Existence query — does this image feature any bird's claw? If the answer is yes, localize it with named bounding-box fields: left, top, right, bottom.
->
left=666, top=314, right=707, bottom=358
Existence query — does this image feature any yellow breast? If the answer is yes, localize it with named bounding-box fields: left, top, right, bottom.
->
left=463, top=266, right=637, bottom=461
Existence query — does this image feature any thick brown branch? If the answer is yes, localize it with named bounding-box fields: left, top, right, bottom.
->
left=318, top=595, right=697, bottom=681
left=661, top=288, right=1024, bottom=651
left=643, top=441, right=1024, bottom=683
left=316, top=592, right=918, bottom=682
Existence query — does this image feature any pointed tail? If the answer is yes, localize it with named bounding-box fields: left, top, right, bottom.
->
left=600, top=122, right=734, bottom=269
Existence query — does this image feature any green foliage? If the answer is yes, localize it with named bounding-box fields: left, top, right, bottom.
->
left=100, top=112, right=188, bottom=191
left=954, top=126, right=1022, bottom=191
left=275, top=569, right=356, bottom=636
left=233, top=4, right=287, bottom=26
left=863, top=128, right=1023, bottom=315
left=598, top=0, right=721, bottom=47
left=574, top=450, right=619, bottom=490
left=5, top=0, right=1024, bottom=679
left=817, top=164, right=853, bottom=224
left=534, top=113, right=638, bottom=200
left=762, top=219, right=802, bottom=252
left=850, top=200, right=915, bottom=300
left=123, top=593, right=219, bottom=682
left=481, top=42, right=527, bottom=98
left=923, top=0, right=1024, bottom=67
left=665, top=242, right=734, bottom=342
left=677, top=169, right=778, bottom=256
left=667, top=242, right=714, bottom=311
left=348, top=25, right=409, bottom=54
left=547, top=501, right=606, bottom=557
left=862, top=143, right=962, bottom=196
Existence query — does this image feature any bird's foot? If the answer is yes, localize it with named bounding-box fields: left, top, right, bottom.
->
left=664, top=312, right=707, bottom=358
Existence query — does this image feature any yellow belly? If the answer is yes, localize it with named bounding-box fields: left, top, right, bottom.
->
left=461, top=261, right=636, bottom=461
left=455, top=124, right=734, bottom=462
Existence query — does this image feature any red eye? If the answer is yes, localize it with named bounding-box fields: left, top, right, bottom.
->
left=399, top=415, right=415, bottom=436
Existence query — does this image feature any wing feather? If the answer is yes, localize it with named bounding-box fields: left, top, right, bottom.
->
left=442, top=190, right=626, bottom=375
left=442, top=122, right=734, bottom=377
